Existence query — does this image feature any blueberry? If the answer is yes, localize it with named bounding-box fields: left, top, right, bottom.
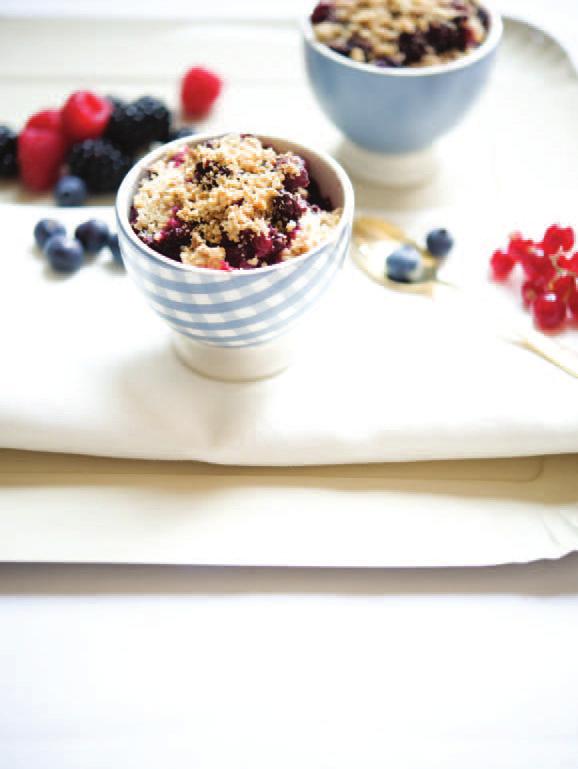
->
left=75, top=219, right=110, bottom=254
left=386, top=244, right=423, bottom=283
left=426, top=228, right=454, bottom=258
left=34, top=218, right=66, bottom=250
left=54, top=175, right=88, bottom=207
left=108, top=233, right=124, bottom=267
left=45, top=235, right=84, bottom=274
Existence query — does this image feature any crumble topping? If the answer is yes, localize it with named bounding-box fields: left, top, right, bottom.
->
left=131, top=134, right=341, bottom=270
left=311, top=0, right=490, bottom=68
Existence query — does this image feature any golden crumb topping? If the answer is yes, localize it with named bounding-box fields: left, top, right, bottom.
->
left=311, top=0, right=489, bottom=68
left=132, top=134, right=341, bottom=270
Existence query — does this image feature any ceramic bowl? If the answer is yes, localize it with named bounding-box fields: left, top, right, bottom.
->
left=303, top=3, right=503, bottom=154
left=116, top=132, right=354, bottom=380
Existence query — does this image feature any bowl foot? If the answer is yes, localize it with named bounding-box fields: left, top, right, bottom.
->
left=337, top=140, right=439, bottom=188
left=173, top=333, right=296, bottom=382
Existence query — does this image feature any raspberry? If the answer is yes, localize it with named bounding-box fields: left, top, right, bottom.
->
left=62, top=91, right=112, bottom=143
left=533, top=292, right=566, bottom=331
left=541, top=224, right=575, bottom=257
left=18, top=126, right=66, bottom=192
left=26, top=109, right=63, bottom=134
left=181, top=67, right=222, bottom=119
left=490, top=249, right=515, bottom=280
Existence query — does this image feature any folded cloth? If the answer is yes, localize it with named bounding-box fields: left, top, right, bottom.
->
left=1, top=204, right=577, bottom=464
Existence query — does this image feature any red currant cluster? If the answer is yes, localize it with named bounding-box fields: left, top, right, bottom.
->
left=490, top=224, right=578, bottom=331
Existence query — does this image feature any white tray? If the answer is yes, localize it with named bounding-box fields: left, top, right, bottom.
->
left=2, top=450, right=578, bottom=567
left=1, top=16, right=577, bottom=567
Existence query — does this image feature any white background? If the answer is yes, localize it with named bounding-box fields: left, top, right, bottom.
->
left=2, top=558, right=578, bottom=769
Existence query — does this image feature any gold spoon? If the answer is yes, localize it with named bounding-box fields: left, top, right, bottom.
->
left=353, top=216, right=578, bottom=380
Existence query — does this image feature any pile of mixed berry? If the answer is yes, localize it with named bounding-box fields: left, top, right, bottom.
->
left=490, top=224, right=578, bottom=332
left=0, top=66, right=222, bottom=203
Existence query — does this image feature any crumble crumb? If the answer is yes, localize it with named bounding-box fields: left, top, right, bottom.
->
left=132, top=134, right=342, bottom=270
left=311, top=0, right=490, bottom=68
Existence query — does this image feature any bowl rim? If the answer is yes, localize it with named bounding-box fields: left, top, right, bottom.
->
left=302, top=1, right=503, bottom=77
left=115, top=131, right=354, bottom=277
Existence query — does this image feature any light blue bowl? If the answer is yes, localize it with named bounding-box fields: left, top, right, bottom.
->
left=303, top=4, right=503, bottom=154
left=116, top=133, right=354, bottom=351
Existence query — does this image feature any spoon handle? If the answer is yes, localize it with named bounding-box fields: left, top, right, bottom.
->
left=517, top=329, right=578, bottom=379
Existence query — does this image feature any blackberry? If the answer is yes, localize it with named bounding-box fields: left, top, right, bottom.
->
left=426, top=23, right=462, bottom=54
left=194, top=160, right=231, bottom=190
left=105, top=95, right=126, bottom=111
left=272, top=191, right=306, bottom=226
left=330, top=42, right=352, bottom=58
left=477, top=7, right=490, bottom=30
left=68, top=138, right=132, bottom=194
left=278, top=155, right=309, bottom=192
left=398, top=32, right=428, bottom=65
left=0, top=126, right=18, bottom=178
left=311, top=2, right=335, bottom=24
left=169, top=125, right=196, bottom=142
left=105, top=96, right=170, bottom=152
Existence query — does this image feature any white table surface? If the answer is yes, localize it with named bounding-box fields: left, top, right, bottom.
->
left=1, top=558, right=578, bottom=769
left=1, top=9, right=578, bottom=766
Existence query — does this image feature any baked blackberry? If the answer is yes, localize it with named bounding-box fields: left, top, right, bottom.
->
left=105, top=96, right=170, bottom=152
left=0, top=126, right=18, bottom=179
left=68, top=138, right=132, bottom=193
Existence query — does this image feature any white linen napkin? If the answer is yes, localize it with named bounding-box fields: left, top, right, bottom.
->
left=1, top=204, right=577, bottom=464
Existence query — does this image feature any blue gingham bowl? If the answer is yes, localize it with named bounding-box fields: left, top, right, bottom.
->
left=116, top=133, right=354, bottom=364
left=303, top=3, right=502, bottom=154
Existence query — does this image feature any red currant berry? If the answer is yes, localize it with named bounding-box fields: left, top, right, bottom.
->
left=568, top=291, right=578, bottom=322
left=521, top=279, right=543, bottom=308
left=551, top=274, right=576, bottom=303
left=561, top=227, right=575, bottom=252
left=565, top=253, right=578, bottom=275
left=507, top=234, right=533, bottom=261
left=519, top=251, right=556, bottom=285
left=542, top=224, right=575, bottom=256
left=490, top=249, right=515, bottom=280
left=533, top=292, right=567, bottom=331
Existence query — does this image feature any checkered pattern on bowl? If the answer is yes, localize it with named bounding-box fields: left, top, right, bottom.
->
left=119, top=221, right=351, bottom=348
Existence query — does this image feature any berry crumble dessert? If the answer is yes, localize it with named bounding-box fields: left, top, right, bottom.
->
left=310, top=0, right=490, bottom=68
left=131, top=134, right=341, bottom=270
